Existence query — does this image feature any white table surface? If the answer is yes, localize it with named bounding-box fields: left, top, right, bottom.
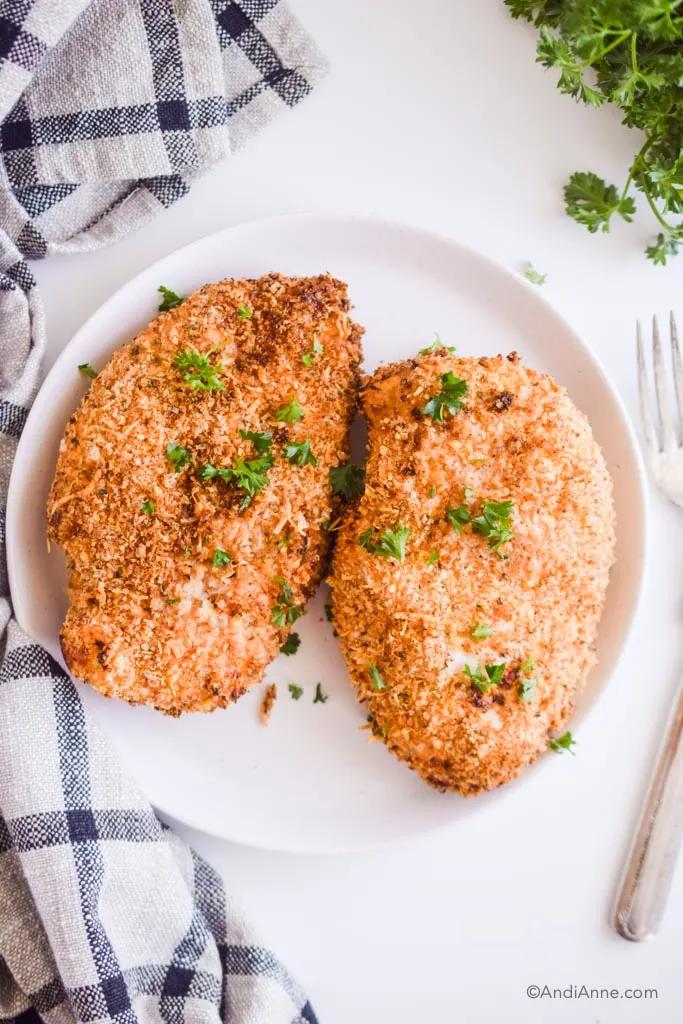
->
left=30, top=0, right=683, bottom=1020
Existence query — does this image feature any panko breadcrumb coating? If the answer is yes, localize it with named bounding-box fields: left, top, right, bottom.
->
left=328, top=351, right=615, bottom=795
left=48, top=274, right=362, bottom=714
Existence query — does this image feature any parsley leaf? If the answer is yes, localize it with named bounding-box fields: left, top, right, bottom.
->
left=140, top=499, right=155, bottom=515
left=288, top=683, right=303, bottom=700
left=78, top=363, right=97, bottom=379
left=271, top=577, right=303, bottom=628
left=472, top=500, right=515, bottom=552
left=324, top=603, right=333, bottom=622
left=422, top=372, right=468, bottom=422
left=523, top=262, right=547, bottom=285
left=427, top=550, right=440, bottom=565
left=158, top=285, right=185, bottom=311
left=274, top=398, right=304, bottom=423
left=330, top=463, right=365, bottom=499
left=313, top=683, right=328, bottom=704
left=472, top=623, right=495, bottom=639
left=361, top=523, right=410, bottom=562
left=369, top=663, right=386, bottom=691
left=283, top=438, right=318, bottom=467
left=549, top=731, right=576, bottom=754
left=173, top=349, right=224, bottom=392
left=239, top=429, right=272, bottom=454
left=564, top=172, right=636, bottom=234
left=302, top=336, right=324, bottom=366
left=464, top=662, right=507, bottom=695
left=212, top=549, right=233, bottom=568
left=446, top=504, right=470, bottom=534
left=166, top=442, right=190, bottom=472
left=237, top=305, right=253, bottom=319
left=200, top=456, right=273, bottom=508
left=280, top=633, right=301, bottom=656
left=419, top=332, right=456, bottom=356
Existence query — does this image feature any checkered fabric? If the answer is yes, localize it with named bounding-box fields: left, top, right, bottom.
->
left=0, top=3, right=326, bottom=1022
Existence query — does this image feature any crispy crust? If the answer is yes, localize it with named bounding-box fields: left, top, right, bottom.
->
left=48, top=274, right=362, bottom=713
left=328, top=352, right=615, bottom=795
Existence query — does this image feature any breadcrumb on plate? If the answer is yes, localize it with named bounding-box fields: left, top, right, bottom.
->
left=328, top=352, right=615, bottom=795
left=260, top=683, right=277, bottom=726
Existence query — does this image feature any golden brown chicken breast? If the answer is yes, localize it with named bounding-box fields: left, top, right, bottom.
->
left=328, top=351, right=615, bottom=794
left=48, top=274, right=362, bottom=713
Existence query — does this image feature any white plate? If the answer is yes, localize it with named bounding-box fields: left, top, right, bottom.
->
left=7, top=214, right=647, bottom=853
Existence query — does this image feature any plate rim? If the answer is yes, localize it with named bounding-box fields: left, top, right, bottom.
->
left=7, top=211, right=650, bottom=853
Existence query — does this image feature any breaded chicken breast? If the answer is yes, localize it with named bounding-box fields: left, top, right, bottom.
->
left=48, top=274, right=362, bottom=713
left=329, top=351, right=615, bottom=795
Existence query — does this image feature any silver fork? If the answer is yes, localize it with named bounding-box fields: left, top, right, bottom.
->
left=614, top=313, right=683, bottom=941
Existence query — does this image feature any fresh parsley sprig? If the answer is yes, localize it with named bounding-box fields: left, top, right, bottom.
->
left=302, top=336, right=323, bottom=366
left=359, top=523, right=410, bottom=562
left=464, top=662, right=507, bottom=695
left=422, top=371, right=468, bottom=422
left=283, top=438, right=318, bottom=467
left=200, top=455, right=273, bottom=508
left=158, top=285, right=185, bottom=311
left=330, top=463, right=365, bottom=499
left=173, top=349, right=224, bottom=392
left=239, top=429, right=272, bottom=454
left=505, top=2, right=683, bottom=263
left=472, top=499, right=515, bottom=553
left=274, top=398, right=304, bottom=423
left=166, top=442, right=190, bottom=472
left=271, top=577, right=303, bottom=628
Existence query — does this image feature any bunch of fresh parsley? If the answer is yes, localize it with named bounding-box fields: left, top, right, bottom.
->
left=505, top=1, right=683, bottom=263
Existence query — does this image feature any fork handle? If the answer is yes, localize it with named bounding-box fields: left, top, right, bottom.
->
left=614, top=680, right=683, bottom=941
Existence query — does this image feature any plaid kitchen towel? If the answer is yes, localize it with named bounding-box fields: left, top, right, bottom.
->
left=0, top=2, right=326, bottom=1023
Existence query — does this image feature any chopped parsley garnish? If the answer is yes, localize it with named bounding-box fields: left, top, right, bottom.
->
left=472, top=500, right=514, bottom=553
left=78, top=363, right=97, bottom=379
left=419, top=332, right=456, bottom=356
left=271, top=577, right=303, bottom=628
left=275, top=530, right=291, bottom=549
left=429, top=487, right=437, bottom=498
left=274, top=398, right=304, bottom=423
left=464, top=662, right=507, bottom=695
left=359, top=523, right=410, bottom=562
left=446, top=504, right=470, bottom=534
left=166, top=442, right=190, bottom=472
left=237, top=305, right=253, bottom=319
left=280, top=633, right=301, bottom=656
left=239, top=429, right=272, bottom=454
left=422, top=371, right=468, bottom=422
left=165, top=597, right=181, bottom=605
left=324, top=603, right=333, bottom=622
left=523, top=262, right=547, bottom=285
left=369, top=663, right=386, bottom=691
left=140, top=499, right=155, bottom=515
left=288, top=683, right=303, bottom=700
left=158, top=285, right=185, bottom=311
left=313, top=682, right=328, bottom=704
left=212, top=549, right=233, bottom=568
left=549, top=731, right=576, bottom=755
left=200, top=456, right=273, bottom=508
left=330, top=463, right=365, bottom=499
left=173, top=349, right=224, bottom=392
left=301, top=336, right=323, bottom=366
left=427, top=550, right=440, bottom=566
left=472, top=623, right=495, bottom=640
left=469, top=455, right=489, bottom=464
left=283, top=438, right=318, bottom=468
left=520, top=676, right=537, bottom=703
